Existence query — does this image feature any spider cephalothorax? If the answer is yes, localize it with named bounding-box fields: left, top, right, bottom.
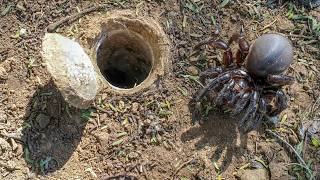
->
left=193, top=32, right=295, bottom=132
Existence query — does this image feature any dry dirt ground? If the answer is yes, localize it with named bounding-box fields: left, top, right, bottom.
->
left=0, top=0, right=319, bottom=180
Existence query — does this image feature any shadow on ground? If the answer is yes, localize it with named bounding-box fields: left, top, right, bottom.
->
left=21, top=81, right=87, bottom=174
left=181, top=103, right=248, bottom=173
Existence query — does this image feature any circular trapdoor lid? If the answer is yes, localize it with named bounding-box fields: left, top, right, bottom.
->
left=42, top=33, right=98, bottom=109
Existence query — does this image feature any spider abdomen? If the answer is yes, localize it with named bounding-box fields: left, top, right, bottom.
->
left=245, top=34, right=293, bottom=77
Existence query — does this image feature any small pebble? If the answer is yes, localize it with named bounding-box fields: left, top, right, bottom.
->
left=186, top=66, right=199, bottom=75
left=288, top=133, right=298, bottom=145
left=119, top=100, right=125, bottom=110
left=131, top=102, right=140, bottom=114
left=0, top=110, right=7, bottom=123
left=10, top=104, right=17, bottom=111
left=269, top=162, right=295, bottom=179
left=9, top=138, right=18, bottom=151
left=189, top=56, right=198, bottom=63
left=6, top=160, right=18, bottom=171
left=239, top=168, right=269, bottom=180
left=36, top=113, right=50, bottom=129
left=128, top=152, right=139, bottom=160
left=207, top=63, right=214, bottom=68
left=0, top=66, right=8, bottom=80
left=0, top=138, right=11, bottom=156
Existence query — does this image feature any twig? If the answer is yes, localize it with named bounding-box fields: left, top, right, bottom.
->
left=266, top=129, right=314, bottom=179
left=174, top=157, right=194, bottom=174
left=287, top=34, right=314, bottom=40
left=259, top=19, right=277, bottom=31
left=46, top=4, right=109, bottom=32
left=0, top=132, right=23, bottom=142
left=94, top=106, right=110, bottom=113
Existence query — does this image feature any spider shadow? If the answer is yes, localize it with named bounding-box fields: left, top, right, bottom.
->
left=21, top=80, right=88, bottom=174
left=181, top=103, right=249, bottom=173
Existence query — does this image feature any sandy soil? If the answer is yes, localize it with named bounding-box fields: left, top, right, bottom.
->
left=0, top=0, right=319, bottom=179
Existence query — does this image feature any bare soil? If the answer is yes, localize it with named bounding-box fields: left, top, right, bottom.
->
left=0, top=0, right=319, bottom=180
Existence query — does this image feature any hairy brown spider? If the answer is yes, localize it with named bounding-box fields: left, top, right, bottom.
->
left=193, top=32, right=295, bottom=132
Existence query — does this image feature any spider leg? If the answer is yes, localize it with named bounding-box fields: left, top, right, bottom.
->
left=258, top=98, right=267, bottom=115
left=195, top=73, right=231, bottom=102
left=229, top=91, right=244, bottom=105
left=228, top=31, right=250, bottom=66
left=194, top=39, right=233, bottom=67
left=199, top=67, right=223, bottom=83
left=239, top=91, right=259, bottom=127
left=232, top=92, right=251, bottom=116
left=215, top=80, right=235, bottom=106
left=267, top=74, right=295, bottom=86
left=269, top=90, right=288, bottom=117
left=192, top=73, right=231, bottom=121
left=243, top=98, right=267, bottom=132
left=244, top=114, right=263, bottom=132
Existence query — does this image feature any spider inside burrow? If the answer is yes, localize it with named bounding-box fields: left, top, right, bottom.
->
left=192, top=32, right=295, bottom=132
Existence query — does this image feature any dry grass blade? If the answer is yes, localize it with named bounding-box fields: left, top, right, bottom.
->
left=266, top=129, right=314, bottom=179
left=46, top=4, right=110, bottom=32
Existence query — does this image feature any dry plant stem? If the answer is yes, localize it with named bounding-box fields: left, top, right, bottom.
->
left=174, top=157, right=194, bottom=175
left=46, top=4, right=109, bottom=32
left=266, top=129, right=314, bottom=179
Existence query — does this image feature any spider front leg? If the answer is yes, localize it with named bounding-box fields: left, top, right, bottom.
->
left=232, top=92, right=251, bottom=115
left=267, top=74, right=295, bottom=86
left=215, top=79, right=235, bottom=106
left=199, top=67, right=223, bottom=84
left=192, top=73, right=232, bottom=121
left=228, top=33, right=250, bottom=67
left=194, top=39, right=233, bottom=68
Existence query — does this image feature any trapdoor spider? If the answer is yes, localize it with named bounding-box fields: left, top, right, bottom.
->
left=193, top=32, right=295, bottom=132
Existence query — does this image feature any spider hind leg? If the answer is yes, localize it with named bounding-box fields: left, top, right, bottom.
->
left=243, top=98, right=267, bottom=132
left=239, top=91, right=259, bottom=128
left=269, top=90, right=288, bottom=117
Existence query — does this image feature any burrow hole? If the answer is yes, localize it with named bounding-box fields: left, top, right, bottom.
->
left=96, top=30, right=154, bottom=89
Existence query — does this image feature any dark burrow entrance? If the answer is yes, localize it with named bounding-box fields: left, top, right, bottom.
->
left=96, top=30, right=153, bottom=89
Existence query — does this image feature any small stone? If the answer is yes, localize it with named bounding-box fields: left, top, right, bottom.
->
left=178, top=48, right=186, bottom=58
left=269, top=162, right=294, bottom=179
left=207, top=62, right=215, bottom=68
left=131, top=102, right=140, bottom=114
left=9, top=138, right=18, bottom=151
left=100, top=113, right=108, bottom=121
left=0, top=66, right=8, bottom=80
left=0, top=109, right=7, bottom=123
left=36, top=113, right=50, bottom=129
left=42, top=33, right=98, bottom=109
left=189, top=56, right=198, bottom=63
left=93, top=132, right=109, bottom=148
left=6, top=160, right=18, bottom=171
left=128, top=152, right=139, bottom=160
left=0, top=138, right=11, bottom=158
left=10, top=104, right=17, bottom=111
left=288, top=133, right=298, bottom=145
left=119, top=101, right=125, bottom=110
left=39, top=134, right=52, bottom=152
left=14, top=144, right=23, bottom=156
left=239, top=168, right=269, bottom=180
left=186, top=66, right=199, bottom=75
